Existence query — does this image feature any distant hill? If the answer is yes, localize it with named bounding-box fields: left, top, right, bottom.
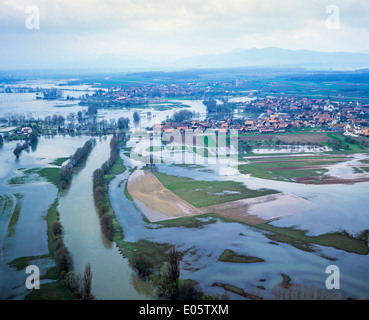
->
left=174, top=47, right=369, bottom=70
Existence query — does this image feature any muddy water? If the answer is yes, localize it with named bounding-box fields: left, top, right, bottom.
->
left=58, top=136, right=152, bottom=300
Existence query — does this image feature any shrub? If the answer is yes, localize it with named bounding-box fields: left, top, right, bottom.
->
left=131, top=252, right=154, bottom=279
left=81, top=263, right=95, bottom=300
left=52, top=221, right=63, bottom=236
left=177, top=280, right=204, bottom=300
left=63, top=271, right=82, bottom=299
left=54, top=237, right=64, bottom=251
left=101, top=213, right=114, bottom=241
left=55, top=246, right=73, bottom=276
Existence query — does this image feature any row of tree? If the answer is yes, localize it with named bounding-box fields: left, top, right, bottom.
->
left=60, top=139, right=96, bottom=189
left=92, top=134, right=120, bottom=241
left=51, top=211, right=95, bottom=300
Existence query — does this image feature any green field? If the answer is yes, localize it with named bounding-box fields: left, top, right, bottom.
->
left=324, top=133, right=369, bottom=153
left=152, top=172, right=278, bottom=207
left=218, top=249, right=265, bottom=263
left=7, top=194, right=23, bottom=238
left=0, top=194, right=14, bottom=218
left=49, top=157, right=70, bottom=166
left=238, top=155, right=351, bottom=182
left=8, top=167, right=60, bottom=186
left=256, top=223, right=369, bottom=255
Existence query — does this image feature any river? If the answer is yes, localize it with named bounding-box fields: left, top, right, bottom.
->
left=57, top=136, right=153, bottom=300
left=1, top=90, right=368, bottom=300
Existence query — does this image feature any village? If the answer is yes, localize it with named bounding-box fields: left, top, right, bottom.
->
left=155, top=96, right=369, bottom=138
left=1, top=97, right=369, bottom=144
left=1, top=78, right=369, bottom=144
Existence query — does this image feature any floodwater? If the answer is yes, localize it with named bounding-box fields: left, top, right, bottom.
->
left=1, top=89, right=368, bottom=300
left=57, top=136, right=153, bottom=300
left=0, top=135, right=93, bottom=299
left=112, top=140, right=369, bottom=300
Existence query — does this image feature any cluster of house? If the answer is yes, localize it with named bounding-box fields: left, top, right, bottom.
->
left=7, top=126, right=33, bottom=137
left=156, top=96, right=369, bottom=137
left=156, top=117, right=291, bottom=135
left=99, top=82, right=234, bottom=102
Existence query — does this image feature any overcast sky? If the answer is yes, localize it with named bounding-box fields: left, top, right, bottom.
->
left=1, top=0, right=369, bottom=70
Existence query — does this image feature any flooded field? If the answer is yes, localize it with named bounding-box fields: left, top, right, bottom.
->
left=112, top=144, right=369, bottom=300
left=0, top=89, right=368, bottom=300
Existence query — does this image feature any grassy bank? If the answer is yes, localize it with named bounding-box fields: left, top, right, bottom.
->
left=103, top=155, right=126, bottom=243
left=49, top=157, right=70, bottom=167
left=118, top=239, right=172, bottom=269
left=150, top=212, right=368, bottom=255
left=8, top=168, right=60, bottom=186
left=256, top=223, right=369, bottom=255
left=218, top=249, right=265, bottom=263
left=6, top=194, right=23, bottom=238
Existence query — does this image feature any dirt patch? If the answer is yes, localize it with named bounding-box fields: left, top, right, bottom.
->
left=201, top=201, right=264, bottom=225
left=267, top=165, right=329, bottom=171
left=127, top=170, right=202, bottom=222
left=318, top=175, right=369, bottom=185
left=200, top=193, right=319, bottom=225
left=292, top=177, right=319, bottom=184
left=253, top=158, right=348, bottom=164
left=276, top=133, right=333, bottom=144
left=239, top=135, right=276, bottom=141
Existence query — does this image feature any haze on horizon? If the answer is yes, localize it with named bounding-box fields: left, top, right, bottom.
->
left=0, top=0, right=369, bottom=71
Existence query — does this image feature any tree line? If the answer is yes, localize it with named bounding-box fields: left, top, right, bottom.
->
left=51, top=211, right=95, bottom=300
left=59, top=139, right=96, bottom=189
left=92, top=134, right=120, bottom=241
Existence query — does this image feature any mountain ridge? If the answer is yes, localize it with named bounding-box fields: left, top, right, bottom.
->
left=174, top=47, right=369, bottom=70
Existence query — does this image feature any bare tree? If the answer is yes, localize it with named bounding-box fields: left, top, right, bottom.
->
left=166, top=246, right=180, bottom=300
left=81, top=263, right=95, bottom=300
left=167, top=246, right=180, bottom=283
